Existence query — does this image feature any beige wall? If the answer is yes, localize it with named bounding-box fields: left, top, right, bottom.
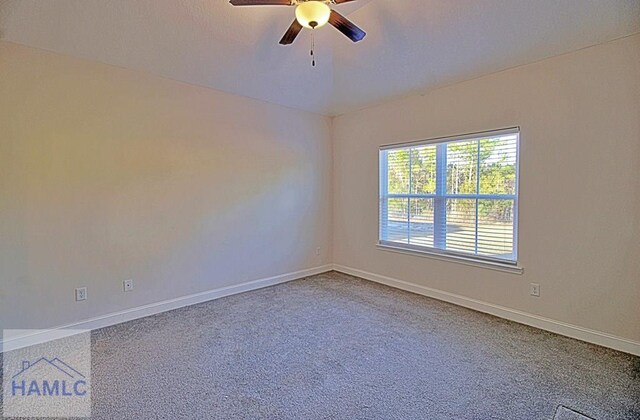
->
left=333, top=34, right=640, bottom=342
left=2, top=34, right=639, bottom=346
left=0, top=41, right=332, bottom=331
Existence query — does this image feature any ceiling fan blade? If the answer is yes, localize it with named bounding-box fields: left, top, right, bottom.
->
left=229, top=0, right=291, bottom=6
left=332, top=0, right=357, bottom=3
left=328, top=10, right=366, bottom=42
left=279, top=19, right=303, bottom=45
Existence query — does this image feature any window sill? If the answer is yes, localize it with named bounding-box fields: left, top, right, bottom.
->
left=376, top=243, right=524, bottom=275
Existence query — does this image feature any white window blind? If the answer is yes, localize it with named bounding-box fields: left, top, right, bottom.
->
left=379, top=128, right=519, bottom=264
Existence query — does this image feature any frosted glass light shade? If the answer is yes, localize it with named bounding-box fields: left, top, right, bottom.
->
left=295, top=1, right=331, bottom=29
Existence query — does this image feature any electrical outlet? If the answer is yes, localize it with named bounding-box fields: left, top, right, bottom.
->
left=530, top=283, right=540, bottom=297
left=123, top=279, right=134, bottom=292
left=316, top=247, right=321, bottom=256
left=75, top=287, right=87, bottom=301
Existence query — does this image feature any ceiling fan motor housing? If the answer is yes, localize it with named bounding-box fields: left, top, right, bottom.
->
left=292, top=0, right=332, bottom=4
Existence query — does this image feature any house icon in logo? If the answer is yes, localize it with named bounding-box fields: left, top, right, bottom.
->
left=11, top=358, right=88, bottom=397
left=13, top=358, right=86, bottom=380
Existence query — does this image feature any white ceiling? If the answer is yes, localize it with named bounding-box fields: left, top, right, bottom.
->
left=1, top=0, right=638, bottom=115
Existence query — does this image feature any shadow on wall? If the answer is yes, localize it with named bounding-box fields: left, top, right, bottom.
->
left=2, top=126, right=307, bottom=324
left=0, top=42, right=328, bottom=330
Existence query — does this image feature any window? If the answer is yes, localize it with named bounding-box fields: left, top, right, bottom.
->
left=379, top=128, right=519, bottom=265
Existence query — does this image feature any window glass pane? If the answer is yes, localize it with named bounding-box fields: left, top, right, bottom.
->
left=387, top=149, right=410, bottom=194
left=410, top=145, right=437, bottom=194
left=384, top=198, right=409, bottom=244
left=445, top=198, right=476, bottom=254
left=447, top=141, right=478, bottom=194
left=409, top=198, right=434, bottom=248
left=479, top=136, right=517, bottom=195
left=477, top=199, right=515, bottom=260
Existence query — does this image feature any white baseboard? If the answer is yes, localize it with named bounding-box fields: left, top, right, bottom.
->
left=332, top=264, right=640, bottom=356
left=5, top=263, right=638, bottom=356
left=0, top=264, right=333, bottom=353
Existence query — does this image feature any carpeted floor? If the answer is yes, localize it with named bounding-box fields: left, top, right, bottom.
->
left=4, top=271, right=640, bottom=419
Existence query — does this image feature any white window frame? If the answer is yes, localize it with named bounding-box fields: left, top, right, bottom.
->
left=378, top=127, right=522, bottom=274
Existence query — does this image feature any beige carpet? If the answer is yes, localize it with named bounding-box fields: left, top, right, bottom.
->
left=3, top=271, right=639, bottom=419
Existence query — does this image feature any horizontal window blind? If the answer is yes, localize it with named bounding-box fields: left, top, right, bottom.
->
left=379, top=128, right=519, bottom=264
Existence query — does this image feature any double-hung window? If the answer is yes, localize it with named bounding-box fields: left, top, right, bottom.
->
left=379, top=128, right=519, bottom=265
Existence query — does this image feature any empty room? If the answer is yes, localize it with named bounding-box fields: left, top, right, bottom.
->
left=1, top=0, right=639, bottom=419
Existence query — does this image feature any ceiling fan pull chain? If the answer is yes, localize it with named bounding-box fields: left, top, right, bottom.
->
left=311, top=30, right=316, bottom=67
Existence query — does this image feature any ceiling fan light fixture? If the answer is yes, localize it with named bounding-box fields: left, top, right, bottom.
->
left=295, top=1, right=331, bottom=29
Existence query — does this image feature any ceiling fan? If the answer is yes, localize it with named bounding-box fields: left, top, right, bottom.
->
left=229, top=0, right=366, bottom=45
